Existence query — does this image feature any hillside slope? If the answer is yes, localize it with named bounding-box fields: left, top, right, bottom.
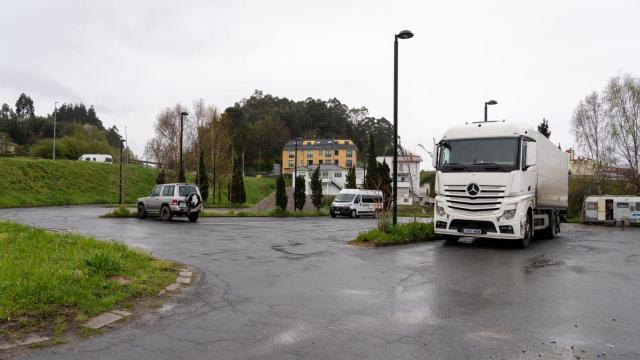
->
left=0, top=158, right=157, bottom=207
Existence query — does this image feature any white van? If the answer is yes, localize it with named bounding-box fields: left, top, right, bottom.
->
left=78, top=154, right=114, bottom=163
left=330, top=189, right=383, bottom=218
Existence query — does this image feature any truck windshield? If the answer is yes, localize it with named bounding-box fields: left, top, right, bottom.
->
left=335, top=193, right=356, bottom=202
left=438, top=137, right=519, bottom=172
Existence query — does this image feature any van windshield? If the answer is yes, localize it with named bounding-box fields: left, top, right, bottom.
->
left=438, top=137, right=520, bottom=172
left=335, top=193, right=356, bottom=202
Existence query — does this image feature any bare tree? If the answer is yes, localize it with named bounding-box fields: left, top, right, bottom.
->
left=605, top=75, right=640, bottom=192
left=571, top=92, right=616, bottom=180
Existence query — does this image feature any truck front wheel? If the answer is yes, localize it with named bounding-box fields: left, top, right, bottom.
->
left=519, top=213, right=533, bottom=248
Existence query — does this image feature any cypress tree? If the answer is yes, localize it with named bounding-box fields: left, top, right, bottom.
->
left=230, top=155, right=246, bottom=204
left=294, top=175, right=306, bottom=211
left=197, top=149, right=209, bottom=202
left=364, top=133, right=378, bottom=189
left=310, top=167, right=323, bottom=209
left=345, top=166, right=357, bottom=189
left=378, top=160, right=392, bottom=209
left=276, top=173, right=288, bottom=210
left=156, top=167, right=166, bottom=184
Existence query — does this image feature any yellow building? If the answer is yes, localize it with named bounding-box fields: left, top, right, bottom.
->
left=282, top=139, right=358, bottom=174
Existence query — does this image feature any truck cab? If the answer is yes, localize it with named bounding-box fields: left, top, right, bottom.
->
left=432, top=121, right=568, bottom=248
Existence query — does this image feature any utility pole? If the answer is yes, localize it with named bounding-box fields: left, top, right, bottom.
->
left=53, top=101, right=58, bottom=160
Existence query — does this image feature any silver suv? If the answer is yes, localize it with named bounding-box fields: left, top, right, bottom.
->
left=137, top=183, right=203, bottom=222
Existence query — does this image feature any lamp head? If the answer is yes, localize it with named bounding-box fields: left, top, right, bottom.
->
left=396, top=30, right=414, bottom=39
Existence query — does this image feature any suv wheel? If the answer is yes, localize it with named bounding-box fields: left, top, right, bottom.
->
left=160, top=205, right=173, bottom=221
left=137, top=204, right=147, bottom=219
left=188, top=212, right=199, bottom=222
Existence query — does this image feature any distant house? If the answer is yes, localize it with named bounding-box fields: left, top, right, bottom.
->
left=565, top=148, right=595, bottom=176
left=295, top=164, right=364, bottom=196
left=282, top=139, right=358, bottom=175
left=376, top=154, right=424, bottom=205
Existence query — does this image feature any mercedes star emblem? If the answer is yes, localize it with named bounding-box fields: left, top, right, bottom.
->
left=466, top=183, right=480, bottom=196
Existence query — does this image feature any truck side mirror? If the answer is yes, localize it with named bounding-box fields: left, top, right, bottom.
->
left=524, top=142, right=537, bottom=170
left=432, top=145, right=438, bottom=168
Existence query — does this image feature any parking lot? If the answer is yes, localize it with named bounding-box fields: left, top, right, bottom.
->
left=2, top=206, right=639, bottom=359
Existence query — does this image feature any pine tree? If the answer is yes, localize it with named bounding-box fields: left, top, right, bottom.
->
left=276, top=174, right=288, bottom=210
left=156, top=167, right=166, bottom=184
left=364, top=133, right=378, bottom=189
left=197, top=149, right=209, bottom=202
left=345, top=166, right=357, bottom=189
left=310, top=167, right=323, bottom=209
left=537, top=118, right=551, bottom=138
left=294, top=175, right=306, bottom=211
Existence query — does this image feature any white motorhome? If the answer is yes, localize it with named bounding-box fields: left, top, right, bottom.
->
left=78, top=154, right=114, bottom=163
left=583, top=195, right=640, bottom=224
left=432, top=121, right=568, bottom=247
left=330, top=189, right=383, bottom=218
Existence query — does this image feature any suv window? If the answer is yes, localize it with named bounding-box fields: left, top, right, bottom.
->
left=179, top=186, right=197, bottom=197
left=162, top=185, right=175, bottom=196
left=151, top=185, right=162, bottom=197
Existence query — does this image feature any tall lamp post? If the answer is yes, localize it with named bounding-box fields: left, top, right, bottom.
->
left=393, top=29, right=414, bottom=226
left=179, top=111, right=188, bottom=182
left=53, top=101, right=58, bottom=160
left=119, top=139, right=126, bottom=206
left=293, top=137, right=301, bottom=189
left=484, top=100, right=497, bottom=122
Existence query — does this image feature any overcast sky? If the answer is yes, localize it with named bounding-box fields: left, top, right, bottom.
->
left=1, top=0, right=639, bottom=165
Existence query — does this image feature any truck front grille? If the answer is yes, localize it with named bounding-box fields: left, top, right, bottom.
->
left=443, top=184, right=505, bottom=215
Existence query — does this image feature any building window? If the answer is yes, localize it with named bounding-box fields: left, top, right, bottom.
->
left=325, top=150, right=332, bottom=157
left=334, top=159, right=339, bottom=165
left=346, top=160, right=353, bottom=168
left=319, top=160, right=324, bottom=165
left=288, top=160, right=294, bottom=167
left=334, top=172, right=342, bottom=178
left=288, top=150, right=294, bottom=158
left=334, top=149, right=339, bottom=156
left=307, top=160, right=313, bottom=165
left=346, top=150, right=353, bottom=157
left=321, top=172, right=329, bottom=179
left=307, top=150, right=313, bottom=157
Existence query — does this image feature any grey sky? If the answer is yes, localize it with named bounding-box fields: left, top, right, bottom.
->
left=1, top=0, right=639, bottom=165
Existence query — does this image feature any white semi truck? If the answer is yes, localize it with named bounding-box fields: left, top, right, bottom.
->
left=432, top=121, right=568, bottom=248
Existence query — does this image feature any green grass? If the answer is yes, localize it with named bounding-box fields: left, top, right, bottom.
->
left=102, top=206, right=136, bottom=218
left=350, top=221, right=436, bottom=247
left=397, top=204, right=433, bottom=218
left=0, top=221, right=177, bottom=338
left=0, top=158, right=157, bottom=208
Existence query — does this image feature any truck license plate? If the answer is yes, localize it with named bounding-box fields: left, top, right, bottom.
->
left=462, top=228, right=481, bottom=234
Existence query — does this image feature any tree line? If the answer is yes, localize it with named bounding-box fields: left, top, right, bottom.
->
left=144, top=90, right=396, bottom=204
left=0, top=93, right=125, bottom=159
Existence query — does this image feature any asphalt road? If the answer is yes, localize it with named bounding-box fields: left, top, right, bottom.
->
left=1, top=206, right=639, bottom=359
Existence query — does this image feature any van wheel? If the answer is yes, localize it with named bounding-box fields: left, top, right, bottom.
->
left=350, top=210, right=357, bottom=219
left=137, top=204, right=147, bottom=219
left=160, top=205, right=173, bottom=221
left=519, top=213, right=533, bottom=248
left=330, top=211, right=337, bottom=218
left=188, top=212, right=199, bottom=222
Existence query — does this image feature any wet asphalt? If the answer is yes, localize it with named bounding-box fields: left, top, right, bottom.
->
left=1, top=206, right=639, bottom=359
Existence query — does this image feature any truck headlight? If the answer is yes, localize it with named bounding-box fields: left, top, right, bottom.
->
left=501, top=209, right=516, bottom=221
left=436, top=203, right=446, bottom=217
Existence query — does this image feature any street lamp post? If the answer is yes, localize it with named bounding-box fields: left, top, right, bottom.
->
left=53, top=101, right=58, bottom=160
left=393, top=29, right=414, bottom=226
left=293, top=137, right=301, bottom=190
left=119, top=139, right=126, bottom=206
left=179, top=111, right=188, bottom=182
left=484, top=100, right=497, bottom=122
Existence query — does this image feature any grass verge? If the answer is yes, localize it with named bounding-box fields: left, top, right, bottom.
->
left=349, top=221, right=436, bottom=247
left=102, top=206, right=136, bottom=218
left=0, top=221, right=177, bottom=340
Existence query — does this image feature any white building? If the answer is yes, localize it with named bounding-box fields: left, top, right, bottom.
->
left=376, top=154, right=424, bottom=205
left=295, top=164, right=364, bottom=196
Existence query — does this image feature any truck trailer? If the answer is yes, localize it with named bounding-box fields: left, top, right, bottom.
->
left=432, top=121, right=568, bottom=248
